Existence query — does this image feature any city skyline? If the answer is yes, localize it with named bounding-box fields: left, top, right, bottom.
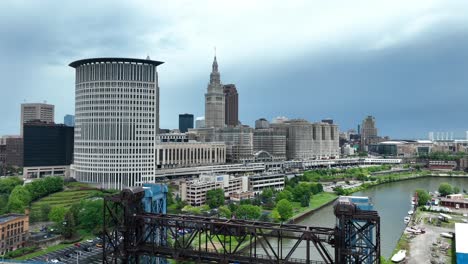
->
left=1, top=1, right=468, bottom=138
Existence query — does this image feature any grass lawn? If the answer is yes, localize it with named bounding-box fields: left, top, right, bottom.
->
left=31, top=189, right=101, bottom=212
left=291, top=192, right=338, bottom=216
left=14, top=243, right=75, bottom=260
left=30, top=184, right=109, bottom=222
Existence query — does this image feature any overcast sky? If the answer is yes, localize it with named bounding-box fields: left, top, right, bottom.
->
left=1, top=0, right=467, bottom=139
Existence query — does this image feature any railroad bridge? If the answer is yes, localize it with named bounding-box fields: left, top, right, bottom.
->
left=102, top=185, right=380, bottom=264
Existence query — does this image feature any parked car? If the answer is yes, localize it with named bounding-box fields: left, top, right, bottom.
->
left=83, top=247, right=92, bottom=252
left=74, top=242, right=81, bottom=247
left=96, top=243, right=103, bottom=248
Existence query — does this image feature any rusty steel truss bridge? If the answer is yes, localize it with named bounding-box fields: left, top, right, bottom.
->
left=102, top=187, right=381, bottom=264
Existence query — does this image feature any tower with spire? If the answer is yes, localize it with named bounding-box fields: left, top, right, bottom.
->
left=205, top=53, right=225, bottom=128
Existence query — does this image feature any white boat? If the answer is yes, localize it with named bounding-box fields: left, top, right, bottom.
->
left=440, top=213, right=452, bottom=220
left=440, top=232, right=453, bottom=238
left=391, top=250, right=406, bottom=262
left=406, top=227, right=422, bottom=234
left=408, top=210, right=414, bottom=215
left=404, top=216, right=410, bottom=224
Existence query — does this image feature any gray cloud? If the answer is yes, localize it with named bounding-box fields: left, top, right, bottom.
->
left=0, top=1, right=467, bottom=139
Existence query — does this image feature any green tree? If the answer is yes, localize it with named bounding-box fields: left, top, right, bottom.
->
left=276, top=190, right=293, bottom=202
left=228, top=202, right=238, bottom=213
left=0, top=177, right=23, bottom=195
left=309, top=183, right=323, bottom=194
left=62, top=210, right=76, bottom=239
left=0, top=194, right=8, bottom=214
left=25, top=180, right=47, bottom=201
left=206, top=189, right=225, bottom=209
left=261, top=188, right=274, bottom=202
left=276, top=199, right=293, bottom=221
left=300, top=194, right=310, bottom=207
left=43, top=176, right=64, bottom=194
left=166, top=187, right=175, bottom=206
left=218, top=205, right=232, bottom=219
left=415, top=189, right=431, bottom=206
left=40, top=203, right=52, bottom=221
left=334, top=186, right=347, bottom=196
left=258, top=212, right=271, bottom=222
left=48, top=206, right=67, bottom=223
left=271, top=210, right=281, bottom=222
left=235, top=204, right=261, bottom=220
left=453, top=186, right=461, bottom=194
left=78, top=200, right=104, bottom=233
left=292, top=183, right=312, bottom=202
left=68, top=203, right=81, bottom=224
left=7, top=185, right=32, bottom=213
left=438, top=183, right=453, bottom=197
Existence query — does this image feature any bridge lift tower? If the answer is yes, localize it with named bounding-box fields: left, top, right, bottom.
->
left=103, top=185, right=380, bottom=264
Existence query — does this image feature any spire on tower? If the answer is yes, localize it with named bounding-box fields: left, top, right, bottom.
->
left=212, top=47, right=218, bottom=72
left=209, top=49, right=221, bottom=85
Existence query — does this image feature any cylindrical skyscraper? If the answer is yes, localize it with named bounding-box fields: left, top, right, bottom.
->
left=69, top=57, right=163, bottom=189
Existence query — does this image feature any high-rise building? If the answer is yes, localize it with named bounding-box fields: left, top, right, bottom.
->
left=64, top=114, right=75, bottom=127
left=255, top=118, right=270, bottom=129
left=195, top=116, right=205, bottom=129
left=271, top=119, right=340, bottom=160
left=216, top=127, right=254, bottom=163
left=223, top=84, right=238, bottom=127
left=0, top=136, right=23, bottom=175
left=321, top=118, right=333, bottom=125
left=20, top=103, right=54, bottom=136
left=253, top=129, right=286, bottom=160
left=23, top=121, right=73, bottom=178
left=205, top=56, right=225, bottom=128
left=178, top=113, right=194, bottom=133
left=69, top=57, right=163, bottom=189
left=361, top=116, right=378, bottom=149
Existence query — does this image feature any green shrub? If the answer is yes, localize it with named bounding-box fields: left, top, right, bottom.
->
left=4, top=246, right=39, bottom=259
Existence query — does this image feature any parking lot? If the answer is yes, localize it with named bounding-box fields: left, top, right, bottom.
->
left=27, top=240, right=102, bottom=264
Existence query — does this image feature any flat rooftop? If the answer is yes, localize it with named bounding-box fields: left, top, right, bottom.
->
left=0, top=214, right=24, bottom=224
left=69, top=57, right=164, bottom=68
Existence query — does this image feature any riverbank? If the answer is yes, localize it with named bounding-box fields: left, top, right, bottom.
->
left=288, top=192, right=338, bottom=224
left=287, top=171, right=468, bottom=225
left=388, top=209, right=458, bottom=264
left=336, top=171, right=468, bottom=195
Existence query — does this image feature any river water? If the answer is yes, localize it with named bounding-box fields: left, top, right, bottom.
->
left=256, top=176, right=468, bottom=261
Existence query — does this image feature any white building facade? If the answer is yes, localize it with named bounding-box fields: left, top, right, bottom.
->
left=155, top=142, right=226, bottom=169
left=180, top=174, right=249, bottom=206
left=70, top=57, right=163, bottom=189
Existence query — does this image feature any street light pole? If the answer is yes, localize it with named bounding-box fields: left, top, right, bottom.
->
left=76, top=251, right=81, bottom=264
